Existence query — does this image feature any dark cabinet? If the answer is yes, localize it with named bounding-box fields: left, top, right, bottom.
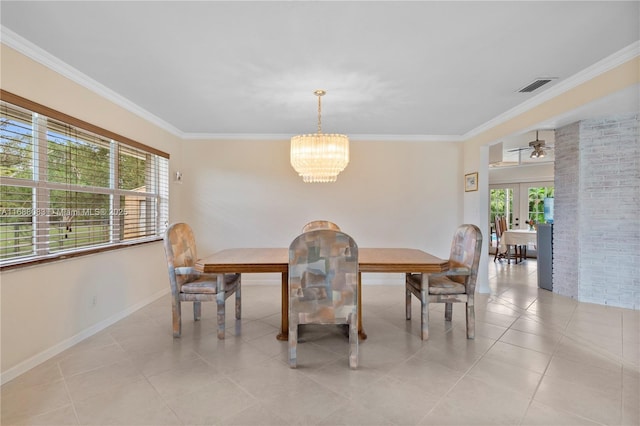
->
left=537, top=224, right=553, bottom=291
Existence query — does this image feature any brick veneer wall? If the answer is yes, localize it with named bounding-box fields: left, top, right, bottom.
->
left=553, top=122, right=580, bottom=300
left=554, top=114, right=640, bottom=309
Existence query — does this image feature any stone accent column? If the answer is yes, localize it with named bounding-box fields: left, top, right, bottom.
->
left=554, top=113, right=640, bottom=309
left=553, top=122, right=580, bottom=300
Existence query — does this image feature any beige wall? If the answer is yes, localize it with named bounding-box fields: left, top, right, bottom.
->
left=180, top=138, right=464, bottom=284
left=0, top=45, right=183, bottom=380
left=1, top=244, right=166, bottom=373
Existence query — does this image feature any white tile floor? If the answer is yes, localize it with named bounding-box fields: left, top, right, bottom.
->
left=2, top=259, right=639, bottom=425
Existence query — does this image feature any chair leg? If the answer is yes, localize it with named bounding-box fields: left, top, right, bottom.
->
left=235, top=280, right=242, bottom=320
left=420, top=286, right=430, bottom=340
left=216, top=291, right=226, bottom=339
left=193, top=301, right=201, bottom=321
left=445, top=303, right=453, bottom=321
left=405, top=285, right=412, bottom=320
left=172, top=297, right=182, bottom=338
left=349, top=312, right=358, bottom=369
left=289, top=322, right=298, bottom=368
left=466, top=302, right=475, bottom=339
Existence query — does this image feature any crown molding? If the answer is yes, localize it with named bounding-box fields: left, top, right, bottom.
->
left=1, top=27, right=185, bottom=138
left=463, top=40, right=640, bottom=140
left=3, top=26, right=638, bottom=143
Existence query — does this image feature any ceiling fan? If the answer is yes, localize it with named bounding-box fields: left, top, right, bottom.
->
left=508, top=131, right=554, bottom=159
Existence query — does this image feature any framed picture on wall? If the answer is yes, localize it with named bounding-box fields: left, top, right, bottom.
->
left=465, top=172, right=478, bottom=192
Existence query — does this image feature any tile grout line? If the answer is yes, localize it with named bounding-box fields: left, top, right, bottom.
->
left=57, top=360, right=82, bottom=426
left=518, top=298, right=614, bottom=426
left=415, top=316, right=511, bottom=424
left=110, top=328, right=187, bottom=426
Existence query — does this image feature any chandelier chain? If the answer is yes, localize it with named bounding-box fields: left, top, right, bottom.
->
left=317, top=93, right=323, bottom=134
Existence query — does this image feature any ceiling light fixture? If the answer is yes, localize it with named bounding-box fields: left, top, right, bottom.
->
left=290, top=90, right=349, bottom=183
left=528, top=131, right=546, bottom=159
left=529, top=144, right=546, bottom=159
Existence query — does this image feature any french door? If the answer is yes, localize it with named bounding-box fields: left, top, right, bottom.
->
left=489, top=181, right=554, bottom=254
left=490, top=184, right=521, bottom=231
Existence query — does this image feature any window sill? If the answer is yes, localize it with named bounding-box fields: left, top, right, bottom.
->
left=0, top=237, right=162, bottom=271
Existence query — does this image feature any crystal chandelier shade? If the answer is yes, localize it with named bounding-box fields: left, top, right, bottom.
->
left=290, top=90, right=349, bottom=183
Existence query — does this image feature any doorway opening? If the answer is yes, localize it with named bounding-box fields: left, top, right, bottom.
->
left=489, top=181, right=554, bottom=257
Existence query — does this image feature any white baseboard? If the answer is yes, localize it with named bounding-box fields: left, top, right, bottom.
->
left=0, top=287, right=170, bottom=385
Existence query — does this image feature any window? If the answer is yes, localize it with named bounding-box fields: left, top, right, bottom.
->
left=527, top=185, right=554, bottom=226
left=1, top=92, right=169, bottom=267
left=490, top=187, right=516, bottom=227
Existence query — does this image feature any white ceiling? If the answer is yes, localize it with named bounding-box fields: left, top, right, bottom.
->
left=1, top=1, right=639, bottom=144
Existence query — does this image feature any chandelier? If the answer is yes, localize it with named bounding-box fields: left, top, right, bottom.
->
left=290, top=90, right=349, bottom=183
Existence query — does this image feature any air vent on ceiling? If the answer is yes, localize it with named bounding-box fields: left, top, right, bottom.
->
left=518, top=78, right=556, bottom=93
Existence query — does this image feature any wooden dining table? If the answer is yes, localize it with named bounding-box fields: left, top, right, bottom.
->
left=195, top=247, right=448, bottom=341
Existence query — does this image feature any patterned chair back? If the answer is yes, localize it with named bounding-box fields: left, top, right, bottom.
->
left=288, top=228, right=359, bottom=368
left=289, top=229, right=358, bottom=324
left=164, top=223, right=199, bottom=288
left=448, top=224, right=483, bottom=290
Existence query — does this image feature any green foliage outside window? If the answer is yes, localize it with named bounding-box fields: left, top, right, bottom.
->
left=528, top=186, right=554, bottom=225
left=490, top=188, right=513, bottom=225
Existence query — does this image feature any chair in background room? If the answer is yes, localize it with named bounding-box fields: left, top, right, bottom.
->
left=497, top=216, right=521, bottom=263
left=494, top=216, right=506, bottom=262
left=405, top=224, right=482, bottom=340
left=288, top=229, right=359, bottom=369
left=301, top=220, right=341, bottom=233
left=163, top=222, right=241, bottom=339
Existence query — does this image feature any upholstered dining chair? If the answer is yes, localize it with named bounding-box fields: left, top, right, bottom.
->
left=163, top=222, right=241, bottom=339
left=288, top=229, right=359, bottom=369
left=494, top=216, right=506, bottom=262
left=405, top=224, right=482, bottom=340
left=301, top=220, right=341, bottom=233
left=497, top=216, right=523, bottom=263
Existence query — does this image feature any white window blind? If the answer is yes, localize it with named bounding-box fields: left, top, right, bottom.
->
left=0, top=93, right=169, bottom=267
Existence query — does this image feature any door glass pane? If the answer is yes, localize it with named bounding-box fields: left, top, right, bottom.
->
left=490, top=188, right=514, bottom=227
left=527, top=186, right=554, bottom=228
left=490, top=188, right=514, bottom=250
